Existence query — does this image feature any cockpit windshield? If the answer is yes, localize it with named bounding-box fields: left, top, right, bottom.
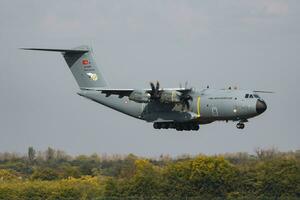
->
left=245, top=93, right=260, bottom=99
left=253, top=94, right=260, bottom=98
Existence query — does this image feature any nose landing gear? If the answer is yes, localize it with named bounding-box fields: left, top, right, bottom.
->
left=236, top=123, right=245, bottom=129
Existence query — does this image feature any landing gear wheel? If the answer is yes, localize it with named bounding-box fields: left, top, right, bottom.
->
left=183, top=124, right=190, bottom=131
left=161, top=123, right=168, bottom=129
left=240, top=123, right=245, bottom=129
left=153, top=123, right=161, bottom=129
left=236, top=123, right=245, bottom=129
left=192, top=124, right=199, bottom=131
left=175, top=125, right=183, bottom=131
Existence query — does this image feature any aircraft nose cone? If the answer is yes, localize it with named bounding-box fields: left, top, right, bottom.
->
left=256, top=99, right=267, bottom=114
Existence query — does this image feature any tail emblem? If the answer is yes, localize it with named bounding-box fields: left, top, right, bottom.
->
left=87, top=73, right=98, bottom=81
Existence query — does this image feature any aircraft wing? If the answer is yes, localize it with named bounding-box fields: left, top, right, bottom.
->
left=81, top=87, right=191, bottom=97
left=82, top=88, right=134, bottom=97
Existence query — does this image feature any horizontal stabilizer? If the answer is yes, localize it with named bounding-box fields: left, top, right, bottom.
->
left=20, top=48, right=88, bottom=53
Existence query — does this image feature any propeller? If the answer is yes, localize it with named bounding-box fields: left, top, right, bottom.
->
left=149, top=81, right=161, bottom=99
left=150, top=81, right=192, bottom=111
left=179, top=81, right=189, bottom=89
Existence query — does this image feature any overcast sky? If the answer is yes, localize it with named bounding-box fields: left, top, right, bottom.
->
left=0, top=0, right=299, bottom=157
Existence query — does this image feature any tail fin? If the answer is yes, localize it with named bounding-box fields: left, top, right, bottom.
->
left=21, top=45, right=108, bottom=89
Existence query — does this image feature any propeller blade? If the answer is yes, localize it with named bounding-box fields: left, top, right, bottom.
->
left=149, top=81, right=162, bottom=99
left=186, top=100, right=190, bottom=110
left=156, top=81, right=160, bottom=92
left=150, top=82, right=155, bottom=93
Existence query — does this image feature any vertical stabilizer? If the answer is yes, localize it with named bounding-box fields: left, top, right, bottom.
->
left=22, top=45, right=108, bottom=89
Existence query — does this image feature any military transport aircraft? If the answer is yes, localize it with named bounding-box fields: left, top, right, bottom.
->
left=22, top=45, right=270, bottom=131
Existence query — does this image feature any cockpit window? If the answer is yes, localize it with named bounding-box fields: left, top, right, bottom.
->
left=245, top=93, right=260, bottom=99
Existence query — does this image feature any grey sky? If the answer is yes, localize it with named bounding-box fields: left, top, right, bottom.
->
left=0, top=0, right=299, bottom=156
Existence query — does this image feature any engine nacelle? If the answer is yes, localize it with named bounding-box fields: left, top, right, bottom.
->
left=129, top=90, right=151, bottom=103
left=160, top=91, right=181, bottom=103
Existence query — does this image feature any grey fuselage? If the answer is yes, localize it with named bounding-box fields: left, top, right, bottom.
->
left=78, top=88, right=265, bottom=125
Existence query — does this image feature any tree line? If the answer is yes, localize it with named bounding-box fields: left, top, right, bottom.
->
left=0, top=147, right=299, bottom=199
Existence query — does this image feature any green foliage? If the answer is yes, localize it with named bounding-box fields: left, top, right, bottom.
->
left=0, top=147, right=300, bottom=199
left=0, top=169, right=19, bottom=181
left=161, top=159, right=193, bottom=198
left=255, top=158, right=300, bottom=198
left=103, top=178, right=123, bottom=198
left=58, top=164, right=82, bottom=178
left=104, top=159, right=164, bottom=199
left=189, top=156, right=236, bottom=196
left=126, top=160, right=163, bottom=197
left=160, top=156, right=237, bottom=198
left=30, top=167, right=59, bottom=181
left=71, top=154, right=101, bottom=175
left=0, top=176, right=104, bottom=200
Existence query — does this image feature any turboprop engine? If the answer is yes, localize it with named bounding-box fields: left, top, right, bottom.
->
left=160, top=91, right=181, bottom=103
left=129, top=90, right=151, bottom=103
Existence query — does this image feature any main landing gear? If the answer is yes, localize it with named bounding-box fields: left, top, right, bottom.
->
left=153, top=122, right=199, bottom=131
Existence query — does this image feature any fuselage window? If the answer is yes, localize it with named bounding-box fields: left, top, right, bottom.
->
left=245, top=94, right=249, bottom=98
left=254, top=94, right=259, bottom=98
